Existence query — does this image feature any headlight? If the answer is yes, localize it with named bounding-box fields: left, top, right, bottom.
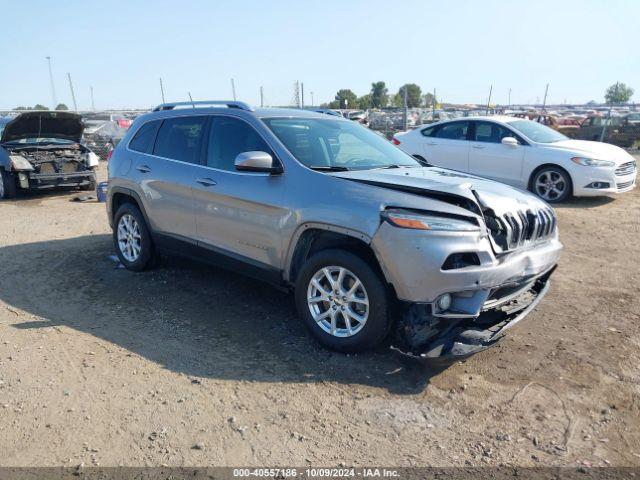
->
left=382, top=209, right=480, bottom=232
left=571, top=156, right=615, bottom=167
left=87, top=152, right=100, bottom=167
left=9, top=154, right=34, bottom=171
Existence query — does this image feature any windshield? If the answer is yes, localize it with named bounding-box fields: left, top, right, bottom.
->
left=506, top=119, right=568, bottom=143
left=262, top=117, right=421, bottom=170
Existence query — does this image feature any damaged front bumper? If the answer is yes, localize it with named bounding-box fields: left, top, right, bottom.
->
left=391, top=267, right=554, bottom=363
left=17, top=170, right=96, bottom=190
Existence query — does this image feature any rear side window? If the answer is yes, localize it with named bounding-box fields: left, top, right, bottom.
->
left=153, top=116, right=207, bottom=163
left=434, top=121, right=469, bottom=140
left=128, top=120, right=161, bottom=153
left=421, top=126, right=436, bottom=137
left=206, top=117, right=273, bottom=171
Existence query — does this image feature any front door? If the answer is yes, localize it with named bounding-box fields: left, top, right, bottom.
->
left=192, top=115, right=287, bottom=271
left=467, top=121, right=526, bottom=187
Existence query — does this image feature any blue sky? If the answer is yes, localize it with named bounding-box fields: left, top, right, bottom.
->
left=1, top=0, right=637, bottom=109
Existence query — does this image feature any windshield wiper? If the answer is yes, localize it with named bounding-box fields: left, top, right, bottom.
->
left=309, top=165, right=352, bottom=171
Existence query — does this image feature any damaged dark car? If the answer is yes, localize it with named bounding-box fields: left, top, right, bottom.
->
left=0, top=111, right=99, bottom=199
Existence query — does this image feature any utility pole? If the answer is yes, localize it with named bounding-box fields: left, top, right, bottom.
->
left=508, top=88, right=511, bottom=109
left=46, top=56, right=58, bottom=109
left=541, top=83, right=549, bottom=112
left=432, top=88, right=436, bottom=118
left=402, top=86, right=408, bottom=131
left=301, top=82, right=305, bottom=108
left=67, top=73, right=78, bottom=112
left=231, top=78, right=236, bottom=101
left=310, top=91, right=314, bottom=107
left=485, top=85, right=492, bottom=115
left=90, top=86, right=96, bottom=111
left=159, top=78, right=166, bottom=103
left=260, top=86, right=264, bottom=107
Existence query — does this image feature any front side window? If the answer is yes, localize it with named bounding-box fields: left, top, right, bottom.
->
left=262, top=117, right=420, bottom=170
left=207, top=117, right=273, bottom=171
left=153, top=116, right=207, bottom=163
left=434, top=122, right=469, bottom=140
left=473, top=122, right=519, bottom=143
left=128, top=120, right=161, bottom=153
left=506, top=119, right=568, bottom=144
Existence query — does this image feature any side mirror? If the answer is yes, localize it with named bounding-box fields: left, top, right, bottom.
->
left=234, top=151, right=282, bottom=174
left=501, top=136, right=519, bottom=147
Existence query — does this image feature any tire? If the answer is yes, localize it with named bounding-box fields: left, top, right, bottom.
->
left=113, top=202, right=155, bottom=271
left=295, top=249, right=392, bottom=353
left=530, top=166, right=572, bottom=203
left=0, top=168, right=18, bottom=199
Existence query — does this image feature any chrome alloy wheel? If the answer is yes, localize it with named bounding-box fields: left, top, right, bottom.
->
left=534, top=170, right=567, bottom=201
left=306, top=266, right=369, bottom=338
left=117, top=213, right=142, bottom=263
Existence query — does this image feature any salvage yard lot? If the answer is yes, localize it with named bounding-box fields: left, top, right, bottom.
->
left=0, top=159, right=639, bottom=467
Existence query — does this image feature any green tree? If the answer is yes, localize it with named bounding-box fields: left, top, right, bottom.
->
left=370, top=81, right=388, bottom=108
left=14, top=106, right=30, bottom=110
left=423, top=92, right=437, bottom=107
left=396, top=84, right=422, bottom=108
left=33, top=104, right=49, bottom=110
left=605, top=83, right=634, bottom=104
left=55, top=103, right=69, bottom=110
left=357, top=94, right=372, bottom=109
left=333, top=89, right=358, bottom=109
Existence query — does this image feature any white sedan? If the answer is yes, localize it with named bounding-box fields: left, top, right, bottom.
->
left=393, top=116, right=637, bottom=203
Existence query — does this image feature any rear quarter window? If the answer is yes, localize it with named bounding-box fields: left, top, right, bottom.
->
left=129, top=120, right=161, bottom=153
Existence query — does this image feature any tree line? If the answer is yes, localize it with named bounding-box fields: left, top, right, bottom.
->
left=322, top=82, right=436, bottom=110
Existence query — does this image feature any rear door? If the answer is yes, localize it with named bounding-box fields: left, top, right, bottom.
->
left=421, top=121, right=471, bottom=172
left=467, top=121, right=526, bottom=187
left=192, top=115, right=287, bottom=271
left=133, top=115, right=207, bottom=243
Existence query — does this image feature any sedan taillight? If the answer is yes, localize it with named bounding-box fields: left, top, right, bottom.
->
left=392, top=137, right=401, bottom=145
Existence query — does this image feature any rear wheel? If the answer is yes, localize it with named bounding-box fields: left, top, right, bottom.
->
left=113, top=203, right=155, bottom=271
left=0, top=169, right=17, bottom=199
left=295, top=249, right=392, bottom=353
left=530, top=167, right=572, bottom=203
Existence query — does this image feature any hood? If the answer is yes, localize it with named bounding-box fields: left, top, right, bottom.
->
left=0, top=111, right=84, bottom=144
left=545, top=139, right=632, bottom=165
left=330, top=166, right=549, bottom=217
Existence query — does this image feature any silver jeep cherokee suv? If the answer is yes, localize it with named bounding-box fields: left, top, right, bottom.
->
left=107, top=101, right=562, bottom=359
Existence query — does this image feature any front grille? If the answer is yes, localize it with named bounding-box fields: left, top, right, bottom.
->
left=617, top=180, right=635, bottom=190
left=487, top=207, right=556, bottom=253
left=615, top=161, right=636, bottom=176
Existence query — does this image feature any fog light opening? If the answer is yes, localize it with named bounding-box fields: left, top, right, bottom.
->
left=436, top=293, right=452, bottom=312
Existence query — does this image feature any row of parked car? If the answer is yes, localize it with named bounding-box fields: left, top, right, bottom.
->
left=0, top=101, right=635, bottom=360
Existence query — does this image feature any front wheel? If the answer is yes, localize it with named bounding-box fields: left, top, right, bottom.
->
left=531, top=167, right=572, bottom=203
left=0, top=169, right=18, bottom=199
left=295, top=249, right=392, bottom=353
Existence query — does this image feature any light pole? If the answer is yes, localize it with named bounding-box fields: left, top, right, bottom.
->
left=46, top=56, right=58, bottom=109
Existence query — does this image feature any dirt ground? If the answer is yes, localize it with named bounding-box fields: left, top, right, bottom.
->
left=0, top=160, right=639, bottom=468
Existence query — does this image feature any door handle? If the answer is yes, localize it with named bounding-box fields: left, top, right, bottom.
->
left=196, top=177, right=217, bottom=187
left=136, top=164, right=151, bottom=173
left=472, top=145, right=485, bottom=149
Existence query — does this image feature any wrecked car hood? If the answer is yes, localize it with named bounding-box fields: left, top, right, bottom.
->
left=329, top=166, right=550, bottom=216
left=1, top=111, right=84, bottom=144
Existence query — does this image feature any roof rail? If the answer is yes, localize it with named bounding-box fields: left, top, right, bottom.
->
left=152, top=100, right=254, bottom=112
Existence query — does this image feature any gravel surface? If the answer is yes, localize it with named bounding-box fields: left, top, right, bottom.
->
left=0, top=161, right=638, bottom=467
